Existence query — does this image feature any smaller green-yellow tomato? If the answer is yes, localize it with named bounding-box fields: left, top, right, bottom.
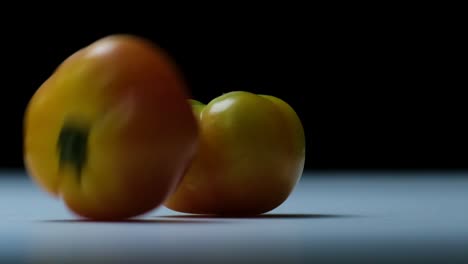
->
left=164, top=91, right=305, bottom=215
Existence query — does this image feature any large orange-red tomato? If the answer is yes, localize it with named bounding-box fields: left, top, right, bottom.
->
left=24, top=34, right=199, bottom=220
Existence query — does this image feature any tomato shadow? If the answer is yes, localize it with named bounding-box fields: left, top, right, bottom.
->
left=156, top=213, right=359, bottom=219
left=39, top=218, right=226, bottom=224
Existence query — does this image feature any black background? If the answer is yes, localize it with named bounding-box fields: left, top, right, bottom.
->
left=0, top=8, right=464, bottom=172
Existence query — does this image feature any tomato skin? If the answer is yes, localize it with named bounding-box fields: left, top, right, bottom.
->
left=24, top=35, right=199, bottom=220
left=164, top=91, right=305, bottom=215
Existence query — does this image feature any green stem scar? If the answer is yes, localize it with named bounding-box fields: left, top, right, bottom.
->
left=57, top=120, right=90, bottom=180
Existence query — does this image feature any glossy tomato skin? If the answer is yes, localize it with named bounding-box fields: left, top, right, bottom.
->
left=164, top=91, right=305, bottom=215
left=24, top=35, right=199, bottom=220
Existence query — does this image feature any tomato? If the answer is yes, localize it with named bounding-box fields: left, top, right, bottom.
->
left=164, top=91, right=305, bottom=215
left=23, top=35, right=199, bottom=220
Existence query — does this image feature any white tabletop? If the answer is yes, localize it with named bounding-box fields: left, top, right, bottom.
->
left=1, top=170, right=467, bottom=263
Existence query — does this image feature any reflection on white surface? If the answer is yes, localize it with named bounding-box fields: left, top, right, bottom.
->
left=1, top=171, right=468, bottom=263
left=24, top=219, right=305, bottom=264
